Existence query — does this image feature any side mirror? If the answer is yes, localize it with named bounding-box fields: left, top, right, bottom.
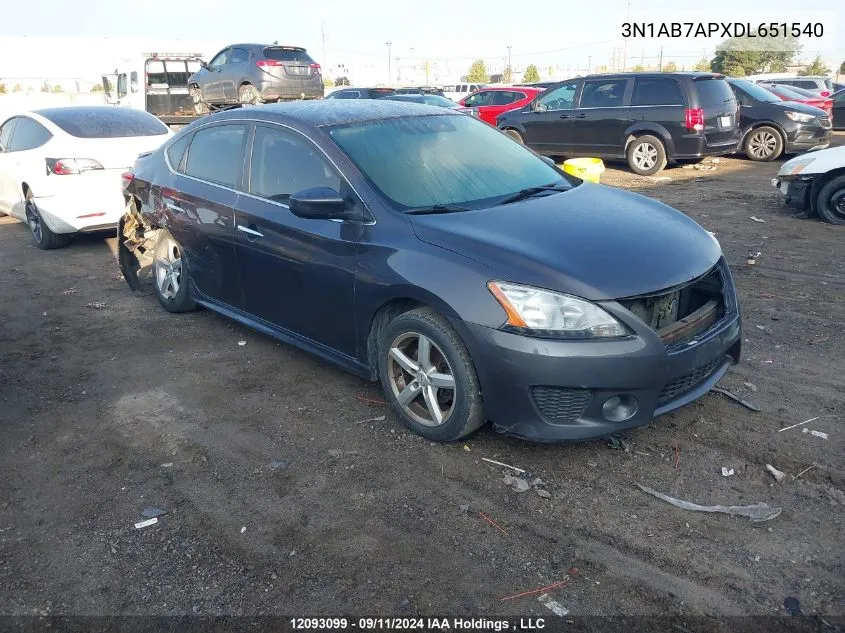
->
left=200, top=60, right=209, bottom=70
left=289, top=187, right=348, bottom=220
left=529, top=100, right=539, bottom=112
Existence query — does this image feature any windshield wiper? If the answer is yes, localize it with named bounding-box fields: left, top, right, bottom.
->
left=500, top=182, right=569, bottom=205
left=405, top=205, right=469, bottom=215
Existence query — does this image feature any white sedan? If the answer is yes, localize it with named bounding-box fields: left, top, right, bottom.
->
left=772, top=145, right=845, bottom=224
left=0, top=106, right=172, bottom=249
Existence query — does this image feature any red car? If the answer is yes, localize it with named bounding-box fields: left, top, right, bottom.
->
left=459, top=87, right=544, bottom=126
left=762, top=83, right=833, bottom=119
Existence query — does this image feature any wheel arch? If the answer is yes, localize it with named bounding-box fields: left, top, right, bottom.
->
left=623, top=124, right=675, bottom=157
left=363, top=289, right=471, bottom=381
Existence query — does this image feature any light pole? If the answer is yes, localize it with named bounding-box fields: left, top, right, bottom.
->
left=506, top=45, right=512, bottom=81
left=385, top=42, right=392, bottom=86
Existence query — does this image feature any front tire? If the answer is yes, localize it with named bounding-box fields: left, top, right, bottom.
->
left=627, top=135, right=667, bottom=175
left=815, top=175, right=845, bottom=225
left=744, top=126, right=783, bottom=161
left=378, top=308, right=484, bottom=442
left=153, top=231, right=196, bottom=313
left=25, top=192, right=70, bottom=250
left=191, top=88, right=209, bottom=115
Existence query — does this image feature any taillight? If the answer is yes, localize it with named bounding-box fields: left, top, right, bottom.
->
left=684, top=108, right=705, bottom=132
left=256, top=59, right=283, bottom=67
left=46, top=158, right=104, bottom=175
left=310, top=63, right=321, bottom=72
left=820, top=90, right=830, bottom=97
left=121, top=171, right=135, bottom=190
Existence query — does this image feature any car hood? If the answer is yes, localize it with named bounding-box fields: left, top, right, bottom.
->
left=408, top=183, right=722, bottom=301
left=779, top=145, right=845, bottom=176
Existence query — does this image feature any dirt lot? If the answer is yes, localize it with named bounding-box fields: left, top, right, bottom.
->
left=0, top=136, right=843, bottom=623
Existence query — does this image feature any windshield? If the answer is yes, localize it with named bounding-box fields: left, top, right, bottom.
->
left=327, top=114, right=572, bottom=210
left=730, top=79, right=780, bottom=103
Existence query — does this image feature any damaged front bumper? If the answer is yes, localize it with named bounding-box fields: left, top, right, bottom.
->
left=771, top=175, right=817, bottom=212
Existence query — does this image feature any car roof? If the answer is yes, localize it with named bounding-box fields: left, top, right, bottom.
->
left=213, top=99, right=457, bottom=127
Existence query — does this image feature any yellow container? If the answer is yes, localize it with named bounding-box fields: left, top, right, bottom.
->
left=561, top=157, right=605, bottom=184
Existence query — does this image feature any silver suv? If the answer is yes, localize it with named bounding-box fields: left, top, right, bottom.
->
left=763, top=77, right=833, bottom=97
left=189, top=44, right=323, bottom=113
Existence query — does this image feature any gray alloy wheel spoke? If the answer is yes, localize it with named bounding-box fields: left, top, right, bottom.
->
left=428, top=372, right=455, bottom=389
left=416, top=335, right=433, bottom=372
left=634, top=144, right=657, bottom=169
left=156, top=239, right=182, bottom=300
left=397, top=380, right=422, bottom=406
left=389, top=347, right=419, bottom=374
left=423, top=386, right=442, bottom=425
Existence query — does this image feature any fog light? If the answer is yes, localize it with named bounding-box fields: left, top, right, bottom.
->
left=602, top=395, right=638, bottom=422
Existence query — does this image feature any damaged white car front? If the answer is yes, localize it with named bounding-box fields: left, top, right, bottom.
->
left=772, top=145, right=845, bottom=224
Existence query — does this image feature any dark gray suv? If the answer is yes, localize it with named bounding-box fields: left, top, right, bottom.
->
left=189, top=44, right=323, bottom=113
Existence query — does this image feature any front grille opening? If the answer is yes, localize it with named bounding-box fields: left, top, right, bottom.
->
left=658, top=357, right=723, bottom=404
left=531, top=387, right=592, bottom=422
left=620, top=267, right=726, bottom=346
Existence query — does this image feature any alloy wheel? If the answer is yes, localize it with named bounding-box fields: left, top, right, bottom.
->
left=155, top=238, right=183, bottom=300
left=748, top=131, right=777, bottom=159
left=25, top=199, right=42, bottom=243
left=632, top=143, right=658, bottom=170
left=387, top=332, right=456, bottom=427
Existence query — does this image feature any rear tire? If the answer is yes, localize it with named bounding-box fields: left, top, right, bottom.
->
left=744, top=126, right=783, bottom=161
left=239, top=84, right=263, bottom=105
left=378, top=308, right=485, bottom=442
left=815, top=175, right=845, bottom=225
left=25, top=191, right=71, bottom=250
left=153, top=231, right=197, bottom=313
left=627, top=135, right=667, bottom=175
left=503, top=129, right=524, bottom=144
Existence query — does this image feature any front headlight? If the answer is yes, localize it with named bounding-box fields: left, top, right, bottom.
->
left=487, top=281, right=628, bottom=338
left=783, top=157, right=815, bottom=175
left=785, top=111, right=814, bottom=123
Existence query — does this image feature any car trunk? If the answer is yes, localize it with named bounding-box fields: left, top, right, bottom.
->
left=259, top=47, right=319, bottom=82
left=694, top=76, right=738, bottom=147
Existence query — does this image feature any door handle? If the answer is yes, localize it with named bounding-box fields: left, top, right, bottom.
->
left=559, top=114, right=570, bottom=119
left=237, top=224, right=264, bottom=239
left=575, top=113, right=587, bottom=118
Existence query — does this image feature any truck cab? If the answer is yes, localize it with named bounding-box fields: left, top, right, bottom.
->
left=103, top=53, right=205, bottom=128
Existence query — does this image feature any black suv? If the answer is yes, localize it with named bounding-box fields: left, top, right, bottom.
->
left=726, top=78, right=832, bottom=161
left=497, top=72, right=740, bottom=175
left=325, top=87, right=397, bottom=100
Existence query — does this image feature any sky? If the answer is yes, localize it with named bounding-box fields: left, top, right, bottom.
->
left=1, top=0, right=842, bottom=85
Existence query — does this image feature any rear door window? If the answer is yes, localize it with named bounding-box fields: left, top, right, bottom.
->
left=229, top=48, right=250, bottom=64
left=492, top=91, right=519, bottom=105
left=184, top=123, right=248, bottom=188
left=632, top=78, right=685, bottom=106
left=8, top=117, right=52, bottom=151
left=579, top=79, right=628, bottom=108
left=166, top=132, right=192, bottom=170
left=249, top=125, right=340, bottom=204
left=36, top=108, right=168, bottom=138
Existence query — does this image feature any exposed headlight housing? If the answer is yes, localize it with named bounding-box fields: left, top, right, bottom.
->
left=487, top=281, right=629, bottom=339
left=784, top=111, right=815, bottom=123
